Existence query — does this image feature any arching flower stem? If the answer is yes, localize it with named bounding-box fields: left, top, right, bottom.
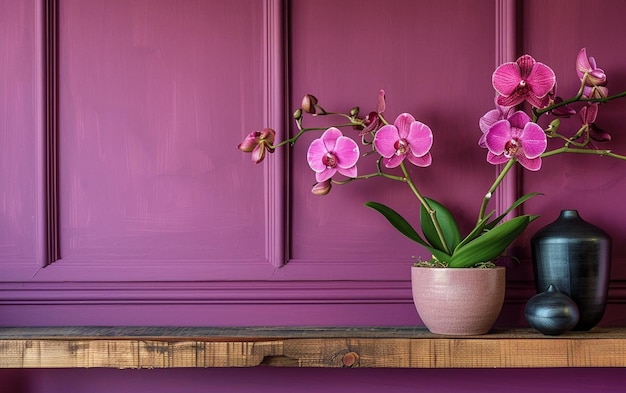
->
left=329, top=155, right=450, bottom=253
left=272, top=122, right=365, bottom=149
left=533, top=75, right=587, bottom=121
left=534, top=74, right=626, bottom=123
left=477, top=159, right=517, bottom=222
left=541, top=146, right=626, bottom=160
left=476, top=145, right=626, bottom=225
left=399, top=162, right=451, bottom=254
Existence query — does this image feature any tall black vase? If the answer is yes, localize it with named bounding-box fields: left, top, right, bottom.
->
left=530, top=210, right=611, bottom=331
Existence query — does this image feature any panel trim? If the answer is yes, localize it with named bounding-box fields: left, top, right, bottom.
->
left=494, top=0, right=520, bottom=218
left=36, top=0, right=286, bottom=270
left=2, top=280, right=625, bottom=305
left=37, top=0, right=60, bottom=268
left=264, top=0, right=289, bottom=267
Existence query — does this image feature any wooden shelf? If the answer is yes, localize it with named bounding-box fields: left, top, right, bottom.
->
left=1, top=326, right=626, bottom=369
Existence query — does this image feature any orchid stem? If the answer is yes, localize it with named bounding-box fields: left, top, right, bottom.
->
left=271, top=122, right=360, bottom=149
left=333, top=171, right=405, bottom=184
left=542, top=146, right=626, bottom=160
left=478, top=159, right=517, bottom=222
left=399, top=162, right=451, bottom=254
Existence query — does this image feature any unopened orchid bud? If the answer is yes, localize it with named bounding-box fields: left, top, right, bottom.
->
left=589, top=123, right=611, bottom=142
left=349, top=107, right=360, bottom=117
left=237, top=131, right=261, bottom=152
left=259, top=128, right=276, bottom=144
left=376, top=89, right=386, bottom=114
left=311, top=180, right=332, bottom=196
left=546, top=119, right=560, bottom=134
left=293, top=108, right=302, bottom=120
left=549, top=98, right=576, bottom=117
left=301, top=94, right=318, bottom=114
left=238, top=128, right=276, bottom=163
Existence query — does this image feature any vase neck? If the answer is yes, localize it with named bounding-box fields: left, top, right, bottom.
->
left=560, top=210, right=580, bottom=219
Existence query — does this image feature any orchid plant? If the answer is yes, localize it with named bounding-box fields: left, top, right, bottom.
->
left=238, top=48, right=626, bottom=268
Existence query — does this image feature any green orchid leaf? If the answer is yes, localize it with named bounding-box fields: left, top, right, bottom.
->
left=485, top=192, right=543, bottom=230
left=448, top=214, right=539, bottom=268
left=453, top=211, right=495, bottom=252
left=364, top=201, right=427, bottom=246
left=419, top=198, right=462, bottom=253
left=364, top=201, right=452, bottom=263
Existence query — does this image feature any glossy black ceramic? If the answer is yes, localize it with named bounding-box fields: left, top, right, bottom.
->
left=531, top=210, right=611, bottom=331
left=525, top=284, right=580, bottom=335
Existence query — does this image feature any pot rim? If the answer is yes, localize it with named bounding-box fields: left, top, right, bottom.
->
left=411, top=265, right=506, bottom=270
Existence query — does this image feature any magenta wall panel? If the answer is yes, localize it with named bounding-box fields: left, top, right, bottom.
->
left=0, top=0, right=39, bottom=268
left=58, top=0, right=264, bottom=261
left=289, top=0, right=496, bottom=266
left=56, top=0, right=269, bottom=270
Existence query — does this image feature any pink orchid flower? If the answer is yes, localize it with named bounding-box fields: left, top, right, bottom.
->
left=307, top=127, right=359, bottom=182
left=359, top=89, right=387, bottom=136
left=492, top=54, right=556, bottom=108
left=583, top=85, right=609, bottom=99
left=576, top=48, right=607, bottom=87
left=484, top=111, right=547, bottom=171
left=237, top=128, right=276, bottom=163
left=580, top=103, right=611, bottom=142
left=374, top=113, right=433, bottom=168
left=576, top=48, right=609, bottom=99
left=478, top=98, right=515, bottom=148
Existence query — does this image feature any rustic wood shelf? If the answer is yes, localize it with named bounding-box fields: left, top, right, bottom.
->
left=1, top=326, right=626, bottom=369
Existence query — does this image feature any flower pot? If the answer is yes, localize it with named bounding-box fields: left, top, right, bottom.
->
left=411, top=266, right=506, bottom=335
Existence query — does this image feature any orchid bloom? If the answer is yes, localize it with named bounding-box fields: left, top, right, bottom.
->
left=492, top=54, right=556, bottom=108
left=579, top=103, right=611, bottom=142
left=484, top=111, right=547, bottom=171
left=359, top=89, right=386, bottom=136
left=576, top=48, right=609, bottom=99
left=478, top=99, right=515, bottom=148
left=237, top=128, right=276, bottom=163
left=307, top=127, right=359, bottom=182
left=374, top=113, right=433, bottom=168
left=583, top=85, right=609, bottom=99
left=576, top=48, right=607, bottom=87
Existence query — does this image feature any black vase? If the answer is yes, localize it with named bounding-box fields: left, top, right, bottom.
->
left=531, top=210, right=611, bottom=331
left=525, top=284, right=580, bottom=335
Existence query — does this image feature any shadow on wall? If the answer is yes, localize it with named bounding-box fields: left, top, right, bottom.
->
left=1, top=368, right=626, bottom=393
left=0, top=370, right=31, bottom=393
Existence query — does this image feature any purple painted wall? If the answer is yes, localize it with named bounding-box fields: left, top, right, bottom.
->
left=3, top=368, right=626, bottom=393
left=2, top=0, right=626, bottom=391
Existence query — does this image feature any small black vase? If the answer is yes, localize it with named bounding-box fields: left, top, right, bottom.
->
left=525, top=284, right=580, bottom=335
left=531, top=210, right=611, bottom=331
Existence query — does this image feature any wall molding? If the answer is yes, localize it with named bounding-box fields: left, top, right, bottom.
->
left=37, top=0, right=60, bottom=268
left=494, top=0, right=520, bottom=218
left=2, top=280, right=626, bottom=305
left=36, top=0, right=287, bottom=270
left=264, top=0, right=289, bottom=267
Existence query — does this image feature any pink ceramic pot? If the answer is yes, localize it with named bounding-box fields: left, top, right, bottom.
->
left=411, top=266, right=506, bottom=335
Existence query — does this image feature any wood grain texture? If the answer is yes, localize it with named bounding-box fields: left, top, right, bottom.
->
left=1, top=327, right=626, bottom=369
